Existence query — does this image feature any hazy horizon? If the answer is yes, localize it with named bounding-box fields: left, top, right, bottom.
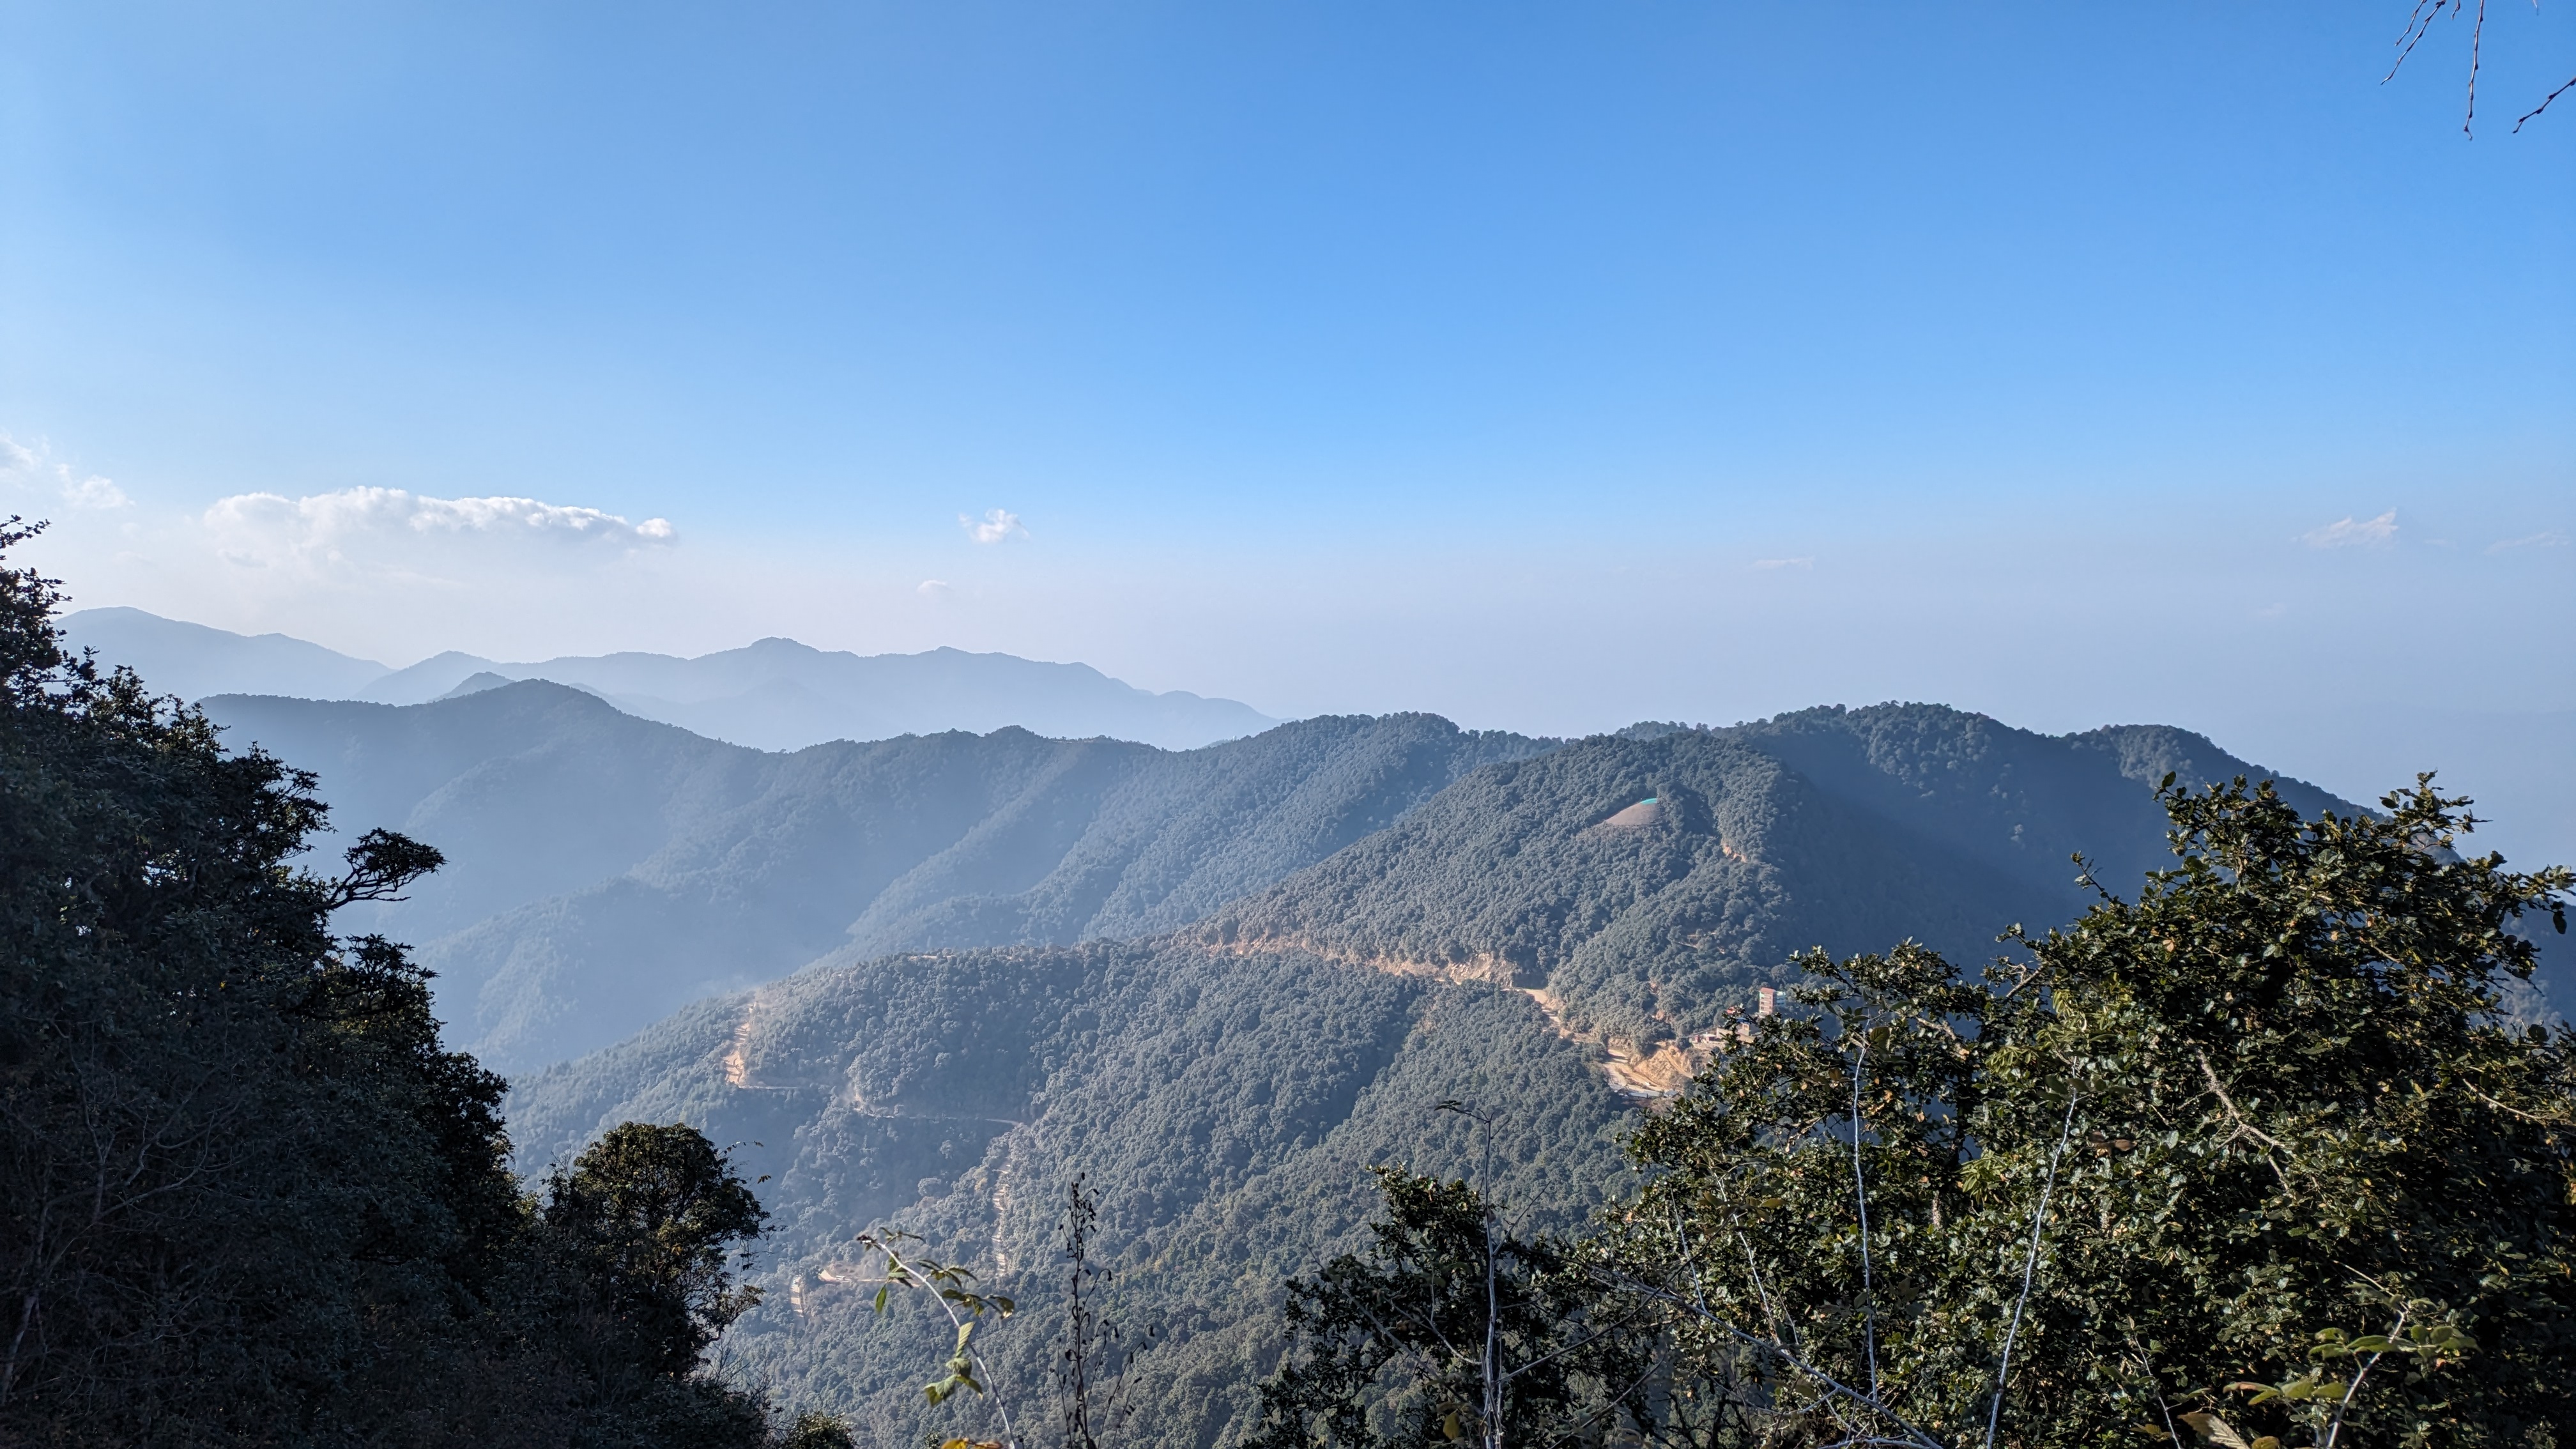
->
left=5, top=3, right=2568, bottom=859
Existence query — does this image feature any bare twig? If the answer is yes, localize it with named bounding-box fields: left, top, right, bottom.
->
left=1599, top=1271, right=1943, bottom=1449
left=2515, top=71, right=2576, bottom=128
left=1848, top=1025, right=1881, bottom=1406
left=2467, top=0, right=2488, bottom=131
left=2320, top=1307, right=2408, bottom=1449
left=1984, top=1079, right=2082, bottom=1449
left=2194, top=1050, right=2299, bottom=1195
left=2463, top=1083, right=2573, bottom=1125
left=2382, top=0, right=2572, bottom=135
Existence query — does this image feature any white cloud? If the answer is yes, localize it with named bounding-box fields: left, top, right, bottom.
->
left=960, top=508, right=1027, bottom=544
left=203, top=486, right=675, bottom=573
left=0, top=432, right=130, bottom=510
left=2487, top=530, right=2568, bottom=554
left=917, top=578, right=954, bottom=598
left=61, top=475, right=129, bottom=509
left=2297, top=510, right=2397, bottom=549
left=1751, top=556, right=1814, bottom=570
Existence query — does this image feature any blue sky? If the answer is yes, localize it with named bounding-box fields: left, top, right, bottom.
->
left=3, top=2, right=2571, bottom=856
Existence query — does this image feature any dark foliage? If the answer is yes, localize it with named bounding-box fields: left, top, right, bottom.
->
left=1586, top=777, right=2576, bottom=1446
left=0, top=525, right=804, bottom=1448
left=1250, top=1169, right=1625, bottom=1449
left=0, top=519, right=515, bottom=1443
left=540, top=1123, right=770, bottom=1379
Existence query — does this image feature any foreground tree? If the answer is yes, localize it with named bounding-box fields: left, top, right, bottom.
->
left=0, top=519, right=528, bottom=1442
left=1599, top=777, right=2573, bottom=1446
left=1248, top=1168, right=1638, bottom=1449
left=0, top=523, right=808, bottom=1446
left=526, top=1123, right=776, bottom=1445
left=1271, top=777, right=2573, bottom=1447
left=542, top=1123, right=770, bottom=1380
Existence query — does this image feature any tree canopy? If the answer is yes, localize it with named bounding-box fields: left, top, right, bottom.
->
left=0, top=522, right=820, bottom=1448
left=1264, top=776, right=2575, bottom=1447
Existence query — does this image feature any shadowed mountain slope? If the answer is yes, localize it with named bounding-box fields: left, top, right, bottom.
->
left=202, top=682, right=776, bottom=947
left=203, top=682, right=1551, bottom=1070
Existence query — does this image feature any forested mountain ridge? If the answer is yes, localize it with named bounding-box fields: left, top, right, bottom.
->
left=1205, top=706, right=2369, bottom=1044
left=496, top=703, right=2573, bottom=1449
left=203, top=683, right=1552, bottom=1070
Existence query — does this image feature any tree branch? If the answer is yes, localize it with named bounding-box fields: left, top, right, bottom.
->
left=1984, top=1080, right=2081, bottom=1449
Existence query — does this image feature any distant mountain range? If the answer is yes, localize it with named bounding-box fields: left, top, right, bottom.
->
left=62, top=606, right=1277, bottom=751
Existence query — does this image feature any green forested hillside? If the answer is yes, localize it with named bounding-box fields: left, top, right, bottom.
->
left=196, top=669, right=2570, bottom=1446
left=501, top=709, right=2458, bottom=1448
left=1206, top=705, right=2363, bottom=1043
left=508, top=940, right=1634, bottom=1448
left=205, top=685, right=1550, bottom=1070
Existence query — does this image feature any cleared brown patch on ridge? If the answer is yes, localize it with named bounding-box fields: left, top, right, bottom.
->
left=1521, top=986, right=1577, bottom=1040
left=1602, top=1038, right=1699, bottom=1099
left=1213, top=935, right=1714, bottom=1106
left=1590, top=798, right=1665, bottom=834
left=724, top=990, right=836, bottom=1093
left=789, top=1261, right=870, bottom=1319
left=722, top=995, right=763, bottom=1087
